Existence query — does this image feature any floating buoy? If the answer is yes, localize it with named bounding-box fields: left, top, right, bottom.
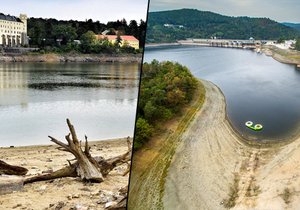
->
left=245, top=121, right=253, bottom=127
left=245, top=121, right=263, bottom=131
left=254, top=124, right=263, bottom=130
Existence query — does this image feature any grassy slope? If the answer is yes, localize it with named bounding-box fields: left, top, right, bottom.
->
left=128, top=80, right=205, bottom=209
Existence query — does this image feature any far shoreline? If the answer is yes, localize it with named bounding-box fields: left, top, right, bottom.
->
left=0, top=53, right=142, bottom=63
left=0, top=137, right=130, bottom=149
left=145, top=41, right=300, bottom=68
left=145, top=43, right=181, bottom=48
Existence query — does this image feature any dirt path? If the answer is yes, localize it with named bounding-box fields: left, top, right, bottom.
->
left=163, top=80, right=300, bottom=210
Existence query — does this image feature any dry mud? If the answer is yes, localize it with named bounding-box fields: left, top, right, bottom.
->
left=163, top=80, right=300, bottom=210
left=0, top=138, right=130, bottom=210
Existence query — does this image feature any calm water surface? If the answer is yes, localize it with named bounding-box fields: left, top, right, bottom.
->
left=0, top=63, right=139, bottom=146
left=144, top=46, right=300, bottom=141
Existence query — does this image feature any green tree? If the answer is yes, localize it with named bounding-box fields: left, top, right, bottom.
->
left=26, top=16, right=145, bottom=53
left=28, top=23, right=46, bottom=47
left=115, top=34, right=122, bottom=47
left=53, top=25, right=77, bottom=45
left=134, top=60, right=198, bottom=149
left=134, top=118, right=152, bottom=150
left=129, top=20, right=139, bottom=37
left=277, top=37, right=285, bottom=44
left=80, top=31, right=96, bottom=53
left=295, top=38, right=300, bottom=51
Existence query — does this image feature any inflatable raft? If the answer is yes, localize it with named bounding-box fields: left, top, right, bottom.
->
left=245, top=121, right=263, bottom=131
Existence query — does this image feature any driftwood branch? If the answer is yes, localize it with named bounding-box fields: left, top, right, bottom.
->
left=24, top=119, right=132, bottom=184
left=0, top=160, right=28, bottom=176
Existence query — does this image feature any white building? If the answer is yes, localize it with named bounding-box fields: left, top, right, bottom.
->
left=0, top=13, right=28, bottom=47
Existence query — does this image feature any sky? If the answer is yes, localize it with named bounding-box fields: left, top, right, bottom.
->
left=149, top=0, right=300, bottom=23
left=0, top=0, right=149, bottom=23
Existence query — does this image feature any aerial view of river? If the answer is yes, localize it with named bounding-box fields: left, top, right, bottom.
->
left=0, top=62, right=139, bottom=146
left=144, top=45, right=300, bottom=141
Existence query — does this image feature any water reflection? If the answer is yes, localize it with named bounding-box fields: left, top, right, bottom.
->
left=0, top=62, right=139, bottom=146
left=144, top=46, right=300, bottom=141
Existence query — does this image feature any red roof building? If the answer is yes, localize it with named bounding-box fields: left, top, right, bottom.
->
left=95, top=35, right=139, bottom=49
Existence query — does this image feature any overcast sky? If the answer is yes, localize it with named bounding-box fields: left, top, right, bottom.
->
left=0, top=0, right=148, bottom=23
left=149, top=0, right=300, bottom=23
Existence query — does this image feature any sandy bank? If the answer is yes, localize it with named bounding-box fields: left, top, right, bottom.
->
left=0, top=138, right=130, bottom=210
left=262, top=46, right=300, bottom=67
left=163, top=80, right=300, bottom=209
left=0, top=53, right=142, bottom=63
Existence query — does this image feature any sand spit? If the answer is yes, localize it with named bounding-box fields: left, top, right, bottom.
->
left=163, top=80, right=300, bottom=210
left=0, top=138, right=130, bottom=210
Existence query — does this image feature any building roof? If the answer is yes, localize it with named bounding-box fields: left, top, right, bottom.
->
left=96, top=35, right=138, bottom=41
left=0, top=13, right=22, bottom=23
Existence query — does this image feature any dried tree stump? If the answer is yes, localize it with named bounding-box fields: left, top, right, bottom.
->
left=24, top=119, right=132, bottom=184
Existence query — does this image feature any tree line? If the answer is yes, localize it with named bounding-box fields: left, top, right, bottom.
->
left=134, top=60, right=198, bottom=150
left=27, top=17, right=146, bottom=53
left=146, top=9, right=300, bottom=43
left=296, top=39, right=300, bottom=51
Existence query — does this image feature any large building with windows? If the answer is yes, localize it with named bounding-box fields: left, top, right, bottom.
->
left=0, top=13, right=28, bottom=47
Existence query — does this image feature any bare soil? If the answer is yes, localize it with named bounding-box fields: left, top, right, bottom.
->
left=163, top=80, right=300, bottom=210
left=0, top=138, right=130, bottom=210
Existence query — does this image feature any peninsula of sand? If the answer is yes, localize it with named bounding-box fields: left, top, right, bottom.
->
left=129, top=79, right=300, bottom=210
left=164, top=80, right=300, bottom=209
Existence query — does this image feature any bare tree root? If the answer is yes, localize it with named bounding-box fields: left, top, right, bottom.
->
left=23, top=119, right=132, bottom=184
left=0, top=160, right=28, bottom=176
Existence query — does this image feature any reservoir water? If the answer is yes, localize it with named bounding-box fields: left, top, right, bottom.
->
left=144, top=45, right=300, bottom=141
left=0, top=62, right=139, bottom=146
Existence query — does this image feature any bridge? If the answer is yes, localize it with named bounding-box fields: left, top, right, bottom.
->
left=178, top=38, right=274, bottom=49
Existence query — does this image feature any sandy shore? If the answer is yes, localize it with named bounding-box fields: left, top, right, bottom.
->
left=0, top=138, right=130, bottom=210
left=163, top=80, right=300, bottom=209
left=262, top=46, right=300, bottom=67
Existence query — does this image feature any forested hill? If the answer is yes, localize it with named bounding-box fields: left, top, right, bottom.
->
left=282, top=22, right=300, bottom=31
left=146, top=9, right=300, bottom=43
left=27, top=17, right=146, bottom=47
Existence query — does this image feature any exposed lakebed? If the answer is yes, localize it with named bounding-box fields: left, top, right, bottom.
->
left=0, top=62, right=139, bottom=146
left=144, top=45, right=300, bottom=141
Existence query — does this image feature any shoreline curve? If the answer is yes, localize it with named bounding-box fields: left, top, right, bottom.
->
left=163, top=79, right=300, bottom=209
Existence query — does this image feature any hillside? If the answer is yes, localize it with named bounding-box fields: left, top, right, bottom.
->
left=282, top=22, right=300, bottom=31
left=27, top=17, right=146, bottom=48
left=146, top=9, right=300, bottom=43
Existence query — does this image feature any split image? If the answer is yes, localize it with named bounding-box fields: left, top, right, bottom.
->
left=129, top=1, right=300, bottom=210
left=0, top=0, right=148, bottom=209
left=1, top=0, right=300, bottom=210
